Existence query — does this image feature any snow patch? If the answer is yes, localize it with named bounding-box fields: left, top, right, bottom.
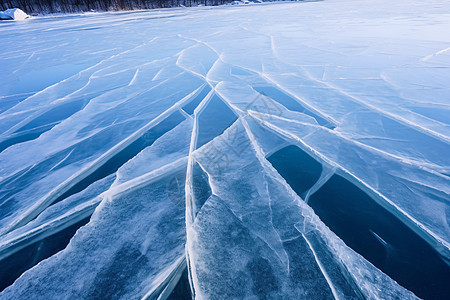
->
left=0, top=8, right=29, bottom=21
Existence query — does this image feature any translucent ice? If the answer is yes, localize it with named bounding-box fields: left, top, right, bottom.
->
left=1, top=0, right=449, bottom=298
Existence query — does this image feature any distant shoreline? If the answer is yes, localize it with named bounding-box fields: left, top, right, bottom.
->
left=0, top=0, right=270, bottom=17
left=1, top=1, right=314, bottom=18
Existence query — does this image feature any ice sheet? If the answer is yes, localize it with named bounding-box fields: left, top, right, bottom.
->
left=1, top=0, right=449, bottom=298
left=1, top=133, right=189, bottom=298
left=186, top=120, right=416, bottom=299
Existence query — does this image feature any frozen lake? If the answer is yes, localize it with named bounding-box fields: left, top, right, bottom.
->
left=0, top=0, right=449, bottom=298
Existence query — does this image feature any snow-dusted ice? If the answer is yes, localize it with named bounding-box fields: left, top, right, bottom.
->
left=0, top=0, right=449, bottom=299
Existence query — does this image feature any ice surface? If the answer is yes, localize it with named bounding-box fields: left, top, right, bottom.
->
left=1, top=144, right=188, bottom=299
left=186, top=120, right=417, bottom=299
left=0, top=174, right=115, bottom=262
left=1, top=0, right=449, bottom=298
left=0, top=174, right=114, bottom=291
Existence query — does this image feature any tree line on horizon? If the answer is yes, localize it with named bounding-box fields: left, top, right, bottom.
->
left=0, top=0, right=241, bottom=14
